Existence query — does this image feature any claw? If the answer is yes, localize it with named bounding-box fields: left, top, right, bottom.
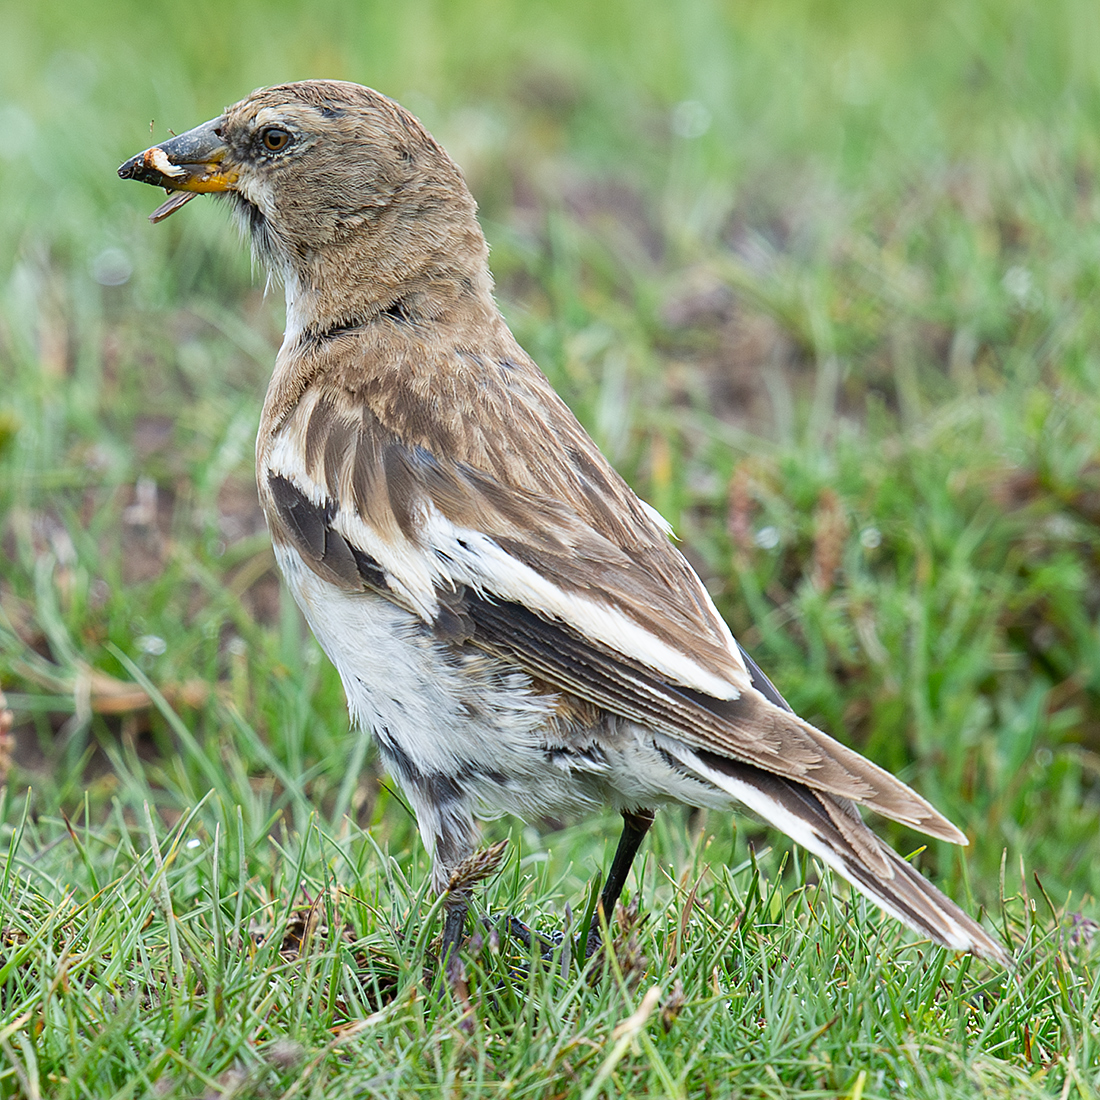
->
left=484, top=914, right=563, bottom=958
left=488, top=912, right=609, bottom=968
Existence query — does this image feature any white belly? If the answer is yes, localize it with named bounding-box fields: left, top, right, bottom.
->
left=274, top=544, right=609, bottom=818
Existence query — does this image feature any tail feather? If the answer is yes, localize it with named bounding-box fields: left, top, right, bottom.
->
left=667, top=740, right=1010, bottom=965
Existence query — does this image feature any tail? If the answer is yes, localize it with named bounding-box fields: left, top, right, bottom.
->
left=665, top=741, right=1010, bottom=965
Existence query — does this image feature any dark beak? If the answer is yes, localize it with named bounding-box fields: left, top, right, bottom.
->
left=118, top=117, right=237, bottom=222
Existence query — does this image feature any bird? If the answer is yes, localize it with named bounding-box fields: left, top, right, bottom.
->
left=119, top=80, right=1009, bottom=972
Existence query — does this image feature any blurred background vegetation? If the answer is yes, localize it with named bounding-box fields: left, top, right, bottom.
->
left=2, top=0, right=1100, bottom=1086
left=1, top=1, right=1100, bottom=1089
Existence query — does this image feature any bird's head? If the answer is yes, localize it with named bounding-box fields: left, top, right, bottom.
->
left=119, top=81, right=490, bottom=331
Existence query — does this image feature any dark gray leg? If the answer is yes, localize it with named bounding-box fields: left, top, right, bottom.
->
left=494, top=810, right=656, bottom=962
left=427, top=816, right=477, bottom=994
left=435, top=836, right=512, bottom=994
left=440, top=894, right=469, bottom=963
left=439, top=893, right=470, bottom=991
left=586, top=809, right=655, bottom=955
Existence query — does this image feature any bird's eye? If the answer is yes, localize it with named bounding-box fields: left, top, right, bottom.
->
left=260, top=127, right=292, bottom=152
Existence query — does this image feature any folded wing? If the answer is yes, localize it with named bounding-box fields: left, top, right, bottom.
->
left=262, top=371, right=966, bottom=845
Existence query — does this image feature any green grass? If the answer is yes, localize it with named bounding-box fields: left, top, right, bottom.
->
left=1, top=792, right=1093, bottom=1099
left=1, top=0, right=1100, bottom=1095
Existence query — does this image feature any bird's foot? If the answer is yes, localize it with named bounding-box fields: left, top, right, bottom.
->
left=493, top=914, right=565, bottom=958
left=485, top=909, right=608, bottom=969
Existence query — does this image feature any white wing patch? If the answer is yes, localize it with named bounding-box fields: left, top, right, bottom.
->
left=626, top=500, right=745, bottom=678
left=266, top=427, right=441, bottom=620
left=420, top=506, right=748, bottom=700
left=638, top=498, right=674, bottom=536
